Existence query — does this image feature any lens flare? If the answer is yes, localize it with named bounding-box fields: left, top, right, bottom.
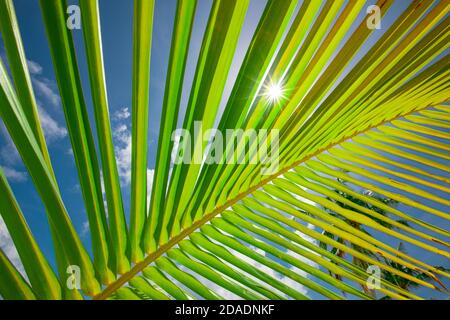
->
left=265, top=82, right=284, bottom=103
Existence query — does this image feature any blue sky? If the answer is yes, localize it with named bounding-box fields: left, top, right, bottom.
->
left=0, top=0, right=449, bottom=300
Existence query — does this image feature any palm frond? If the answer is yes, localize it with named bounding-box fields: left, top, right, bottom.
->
left=0, top=0, right=449, bottom=300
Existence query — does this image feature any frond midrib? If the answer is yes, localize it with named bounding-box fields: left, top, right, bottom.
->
left=93, top=104, right=434, bottom=300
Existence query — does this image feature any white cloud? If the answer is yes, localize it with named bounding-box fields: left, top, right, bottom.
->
left=0, top=216, right=25, bottom=277
left=110, top=113, right=155, bottom=215
left=27, top=59, right=43, bottom=75
left=0, top=121, right=28, bottom=182
left=113, top=107, right=131, bottom=121
left=0, top=123, right=21, bottom=166
left=32, top=78, right=60, bottom=107
left=25, top=60, right=66, bottom=142
left=37, top=106, right=67, bottom=142
left=114, top=126, right=132, bottom=185
left=111, top=115, right=155, bottom=209
left=111, top=108, right=132, bottom=180
left=0, top=143, right=20, bottom=167
left=80, top=220, right=90, bottom=238
left=2, top=167, right=27, bottom=182
left=71, top=183, right=80, bottom=193
left=0, top=99, right=65, bottom=183
left=114, top=124, right=130, bottom=145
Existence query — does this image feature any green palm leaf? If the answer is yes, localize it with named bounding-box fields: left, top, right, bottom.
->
left=0, top=0, right=449, bottom=300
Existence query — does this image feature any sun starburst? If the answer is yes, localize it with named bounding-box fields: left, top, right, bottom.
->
left=264, top=81, right=285, bottom=103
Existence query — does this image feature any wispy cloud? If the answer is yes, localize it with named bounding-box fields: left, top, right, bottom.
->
left=0, top=124, right=27, bottom=181
left=33, top=78, right=60, bottom=107
left=0, top=123, right=21, bottom=167
left=26, top=60, right=67, bottom=143
left=27, top=59, right=43, bottom=75
left=112, top=107, right=134, bottom=186
left=0, top=124, right=26, bottom=184
left=2, top=167, right=27, bottom=183
left=111, top=108, right=133, bottom=186
left=0, top=59, right=67, bottom=183
left=0, top=216, right=25, bottom=278
left=26, top=60, right=60, bottom=108
left=80, top=220, right=90, bottom=238
left=113, top=124, right=132, bottom=185
left=111, top=107, right=155, bottom=210
left=37, top=106, right=67, bottom=142
left=113, top=107, right=131, bottom=121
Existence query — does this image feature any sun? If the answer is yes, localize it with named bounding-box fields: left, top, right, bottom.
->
left=265, top=81, right=284, bottom=103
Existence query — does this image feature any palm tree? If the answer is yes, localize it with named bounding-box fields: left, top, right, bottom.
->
left=317, top=178, right=448, bottom=298
left=318, top=177, right=403, bottom=295
left=0, top=0, right=449, bottom=300
left=379, top=243, right=449, bottom=300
